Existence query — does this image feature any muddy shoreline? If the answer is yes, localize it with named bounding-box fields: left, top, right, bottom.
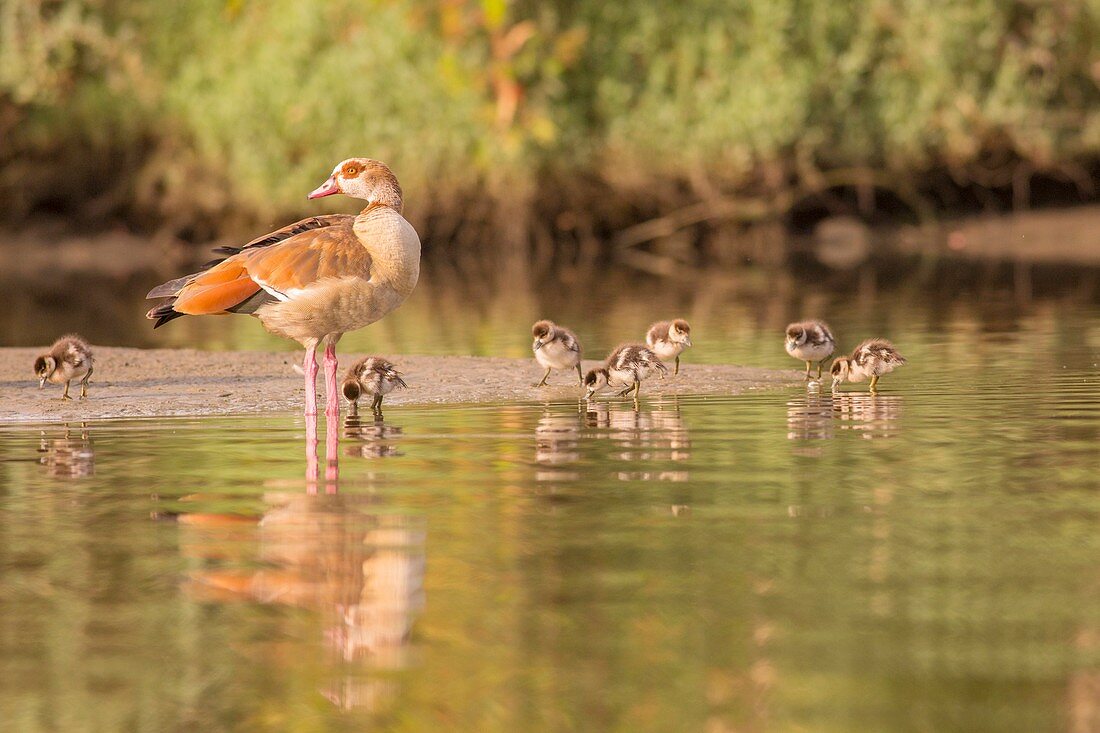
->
left=0, top=347, right=800, bottom=423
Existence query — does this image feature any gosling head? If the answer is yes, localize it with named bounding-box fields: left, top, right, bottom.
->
left=785, top=324, right=807, bottom=350
left=830, top=358, right=851, bottom=391
left=33, top=356, right=56, bottom=388
left=342, top=377, right=362, bottom=412
left=583, top=368, right=609, bottom=399
left=670, top=319, right=692, bottom=347
left=532, top=320, right=554, bottom=351
left=308, top=158, right=403, bottom=211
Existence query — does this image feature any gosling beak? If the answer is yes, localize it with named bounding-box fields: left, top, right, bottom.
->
left=308, top=175, right=340, bottom=199
left=831, top=378, right=841, bottom=392
left=533, top=340, right=544, bottom=351
left=684, top=337, right=693, bottom=348
left=38, top=377, right=45, bottom=389
left=584, top=388, right=595, bottom=400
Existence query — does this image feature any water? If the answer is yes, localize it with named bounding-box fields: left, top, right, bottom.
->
left=1, top=290, right=1098, bottom=732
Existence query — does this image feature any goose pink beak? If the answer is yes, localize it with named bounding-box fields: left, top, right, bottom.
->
left=308, top=175, right=340, bottom=199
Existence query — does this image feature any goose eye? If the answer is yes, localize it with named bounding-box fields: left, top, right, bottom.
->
left=341, top=164, right=361, bottom=178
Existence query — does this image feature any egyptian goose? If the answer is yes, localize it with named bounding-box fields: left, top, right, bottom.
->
left=341, top=356, right=407, bottom=415
left=784, top=320, right=837, bottom=380
left=146, top=158, right=420, bottom=418
left=35, top=335, right=94, bottom=399
left=830, top=339, right=907, bottom=393
left=645, top=319, right=693, bottom=375
left=584, top=343, right=668, bottom=403
left=531, top=320, right=583, bottom=386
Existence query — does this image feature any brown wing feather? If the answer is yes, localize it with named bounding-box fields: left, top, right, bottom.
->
left=171, top=261, right=261, bottom=315
left=147, top=216, right=368, bottom=326
left=239, top=214, right=353, bottom=251
left=244, top=226, right=372, bottom=294
left=146, top=215, right=355, bottom=300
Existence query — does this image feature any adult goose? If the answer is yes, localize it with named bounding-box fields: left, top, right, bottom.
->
left=146, top=158, right=420, bottom=418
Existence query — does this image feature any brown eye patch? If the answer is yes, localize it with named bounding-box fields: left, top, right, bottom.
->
left=341, top=163, right=362, bottom=178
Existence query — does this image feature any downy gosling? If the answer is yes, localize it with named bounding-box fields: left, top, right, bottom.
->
left=341, top=357, right=408, bottom=415
left=34, top=335, right=94, bottom=400
left=584, top=344, right=668, bottom=403
left=830, top=339, right=907, bottom=393
left=645, top=319, right=693, bottom=375
left=531, top=320, right=583, bottom=387
left=785, top=320, right=837, bottom=380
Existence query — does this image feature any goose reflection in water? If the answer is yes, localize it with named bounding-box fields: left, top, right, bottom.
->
left=181, top=412, right=424, bottom=713
left=182, top=494, right=425, bottom=713
left=37, top=422, right=94, bottom=478
left=787, top=392, right=904, bottom=442
left=584, top=400, right=690, bottom=481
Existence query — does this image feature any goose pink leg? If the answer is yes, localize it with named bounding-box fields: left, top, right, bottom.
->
left=303, top=347, right=319, bottom=417
left=323, top=341, right=340, bottom=418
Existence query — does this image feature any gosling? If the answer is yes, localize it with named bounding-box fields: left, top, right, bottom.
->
left=34, top=335, right=94, bottom=400
left=830, top=339, right=907, bottom=393
left=341, top=357, right=408, bottom=415
left=645, top=319, right=693, bottom=375
left=785, top=320, right=837, bottom=380
left=531, top=320, right=582, bottom=387
left=584, top=344, right=668, bottom=403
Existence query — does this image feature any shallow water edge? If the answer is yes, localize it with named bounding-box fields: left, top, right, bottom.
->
left=0, top=347, right=800, bottom=423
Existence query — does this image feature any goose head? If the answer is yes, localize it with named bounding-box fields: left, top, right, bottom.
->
left=309, top=158, right=403, bottom=211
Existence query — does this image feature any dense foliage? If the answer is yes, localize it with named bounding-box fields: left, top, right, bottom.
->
left=2, top=0, right=1098, bottom=243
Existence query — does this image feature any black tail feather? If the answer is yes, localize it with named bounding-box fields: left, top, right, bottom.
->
left=147, top=301, right=185, bottom=329
left=153, top=312, right=185, bottom=329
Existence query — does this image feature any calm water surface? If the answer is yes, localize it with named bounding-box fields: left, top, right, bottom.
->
left=1, top=294, right=1098, bottom=732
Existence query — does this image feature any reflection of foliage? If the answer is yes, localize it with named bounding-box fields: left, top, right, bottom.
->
left=0, top=298, right=1098, bottom=733
left=1, top=0, right=1099, bottom=243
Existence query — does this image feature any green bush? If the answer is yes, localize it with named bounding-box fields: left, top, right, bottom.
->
left=1, top=0, right=1098, bottom=239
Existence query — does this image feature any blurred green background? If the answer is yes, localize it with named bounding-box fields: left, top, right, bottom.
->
left=3, top=0, right=1099, bottom=247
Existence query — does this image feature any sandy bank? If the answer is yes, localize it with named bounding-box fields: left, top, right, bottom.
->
left=0, top=347, right=800, bottom=423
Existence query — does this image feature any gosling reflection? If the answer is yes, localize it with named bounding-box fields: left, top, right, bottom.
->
left=787, top=393, right=904, bottom=441
left=37, top=422, right=94, bottom=478
left=832, top=392, right=903, bottom=439
left=535, top=408, right=582, bottom=481
left=344, top=414, right=405, bottom=459
left=184, top=494, right=425, bottom=713
left=584, top=401, right=690, bottom=481
left=786, top=394, right=835, bottom=440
